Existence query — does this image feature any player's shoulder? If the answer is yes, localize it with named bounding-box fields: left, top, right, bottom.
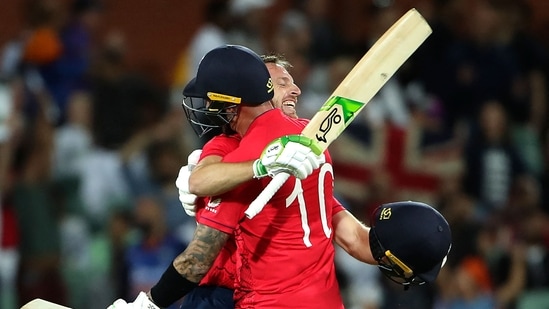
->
left=202, top=134, right=241, bottom=157
left=204, top=133, right=240, bottom=148
left=209, top=133, right=241, bottom=143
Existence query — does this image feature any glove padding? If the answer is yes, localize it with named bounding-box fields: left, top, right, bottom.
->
left=175, top=149, right=202, bottom=217
left=107, top=291, right=159, bottom=309
left=253, top=135, right=325, bottom=180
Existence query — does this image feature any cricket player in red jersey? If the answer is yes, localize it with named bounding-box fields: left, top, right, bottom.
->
left=177, top=142, right=240, bottom=309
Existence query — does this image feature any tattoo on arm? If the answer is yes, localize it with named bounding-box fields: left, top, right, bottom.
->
left=173, top=223, right=230, bottom=282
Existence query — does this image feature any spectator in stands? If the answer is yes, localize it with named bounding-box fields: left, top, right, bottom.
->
left=462, top=100, right=529, bottom=215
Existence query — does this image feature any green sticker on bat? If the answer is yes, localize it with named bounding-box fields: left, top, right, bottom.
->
left=319, top=96, right=365, bottom=124
left=314, top=96, right=366, bottom=143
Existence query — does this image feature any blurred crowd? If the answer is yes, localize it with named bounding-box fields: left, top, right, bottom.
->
left=1, top=0, right=548, bottom=309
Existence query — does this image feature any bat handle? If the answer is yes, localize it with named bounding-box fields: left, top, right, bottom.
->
left=245, top=172, right=291, bottom=219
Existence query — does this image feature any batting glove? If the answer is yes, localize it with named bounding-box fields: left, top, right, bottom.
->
left=253, top=135, right=325, bottom=180
left=107, top=292, right=159, bottom=309
left=107, top=298, right=131, bottom=309
left=176, top=166, right=197, bottom=216
left=175, top=149, right=202, bottom=217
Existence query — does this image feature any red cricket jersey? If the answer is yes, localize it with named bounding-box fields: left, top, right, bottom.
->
left=197, top=109, right=345, bottom=309
left=196, top=134, right=241, bottom=289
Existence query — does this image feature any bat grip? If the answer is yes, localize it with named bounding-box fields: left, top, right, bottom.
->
left=245, top=172, right=291, bottom=219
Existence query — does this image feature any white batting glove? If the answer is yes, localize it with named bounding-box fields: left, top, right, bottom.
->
left=175, top=149, right=202, bottom=217
left=107, top=292, right=159, bottom=309
left=187, top=149, right=202, bottom=170
left=176, top=166, right=197, bottom=216
left=253, top=135, right=325, bottom=180
left=107, top=298, right=131, bottom=309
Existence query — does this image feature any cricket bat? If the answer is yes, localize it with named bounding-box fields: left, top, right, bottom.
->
left=245, top=8, right=432, bottom=219
left=20, top=299, right=71, bottom=309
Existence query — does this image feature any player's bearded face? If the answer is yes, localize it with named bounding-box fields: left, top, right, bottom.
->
left=205, top=101, right=238, bottom=135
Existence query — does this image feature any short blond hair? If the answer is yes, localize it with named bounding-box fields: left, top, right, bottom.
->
left=261, top=54, right=293, bottom=70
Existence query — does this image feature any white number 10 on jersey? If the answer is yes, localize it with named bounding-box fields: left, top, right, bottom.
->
left=285, top=164, right=334, bottom=247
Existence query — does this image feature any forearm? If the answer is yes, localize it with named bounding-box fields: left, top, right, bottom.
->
left=172, top=224, right=230, bottom=281
left=333, top=210, right=376, bottom=265
left=149, top=224, right=229, bottom=307
left=189, top=158, right=255, bottom=196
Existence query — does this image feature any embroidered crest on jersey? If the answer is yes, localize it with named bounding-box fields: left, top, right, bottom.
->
left=206, top=198, right=222, bottom=213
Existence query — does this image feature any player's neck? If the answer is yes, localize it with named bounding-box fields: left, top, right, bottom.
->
left=234, top=101, right=274, bottom=136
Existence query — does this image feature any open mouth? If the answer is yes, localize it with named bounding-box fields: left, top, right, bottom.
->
left=282, top=101, right=296, bottom=109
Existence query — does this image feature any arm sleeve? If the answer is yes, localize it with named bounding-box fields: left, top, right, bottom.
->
left=332, top=196, right=346, bottom=216
left=197, top=138, right=264, bottom=234
left=196, top=184, right=252, bottom=234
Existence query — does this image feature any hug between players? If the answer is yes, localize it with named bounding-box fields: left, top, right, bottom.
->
left=2, top=0, right=549, bottom=309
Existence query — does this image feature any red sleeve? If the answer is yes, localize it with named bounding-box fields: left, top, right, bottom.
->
left=195, top=134, right=240, bottom=220
left=332, top=196, right=346, bottom=216
left=200, top=134, right=240, bottom=158
left=194, top=197, right=207, bottom=220
left=196, top=183, right=256, bottom=234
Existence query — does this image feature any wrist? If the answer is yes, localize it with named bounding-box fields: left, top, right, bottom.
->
left=150, top=263, right=198, bottom=307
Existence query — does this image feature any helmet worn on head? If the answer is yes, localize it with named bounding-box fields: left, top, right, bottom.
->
left=369, top=201, right=452, bottom=289
left=182, top=44, right=274, bottom=137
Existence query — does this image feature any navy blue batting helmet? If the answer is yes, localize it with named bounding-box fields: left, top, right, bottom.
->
left=369, top=201, right=452, bottom=289
left=182, top=45, right=274, bottom=137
